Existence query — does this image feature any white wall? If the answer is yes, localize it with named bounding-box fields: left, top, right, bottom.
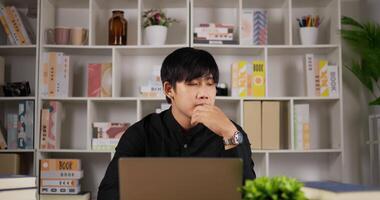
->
left=341, top=0, right=380, bottom=185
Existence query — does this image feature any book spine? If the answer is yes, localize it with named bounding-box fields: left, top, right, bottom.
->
left=240, top=9, right=254, bottom=45
left=47, top=101, right=63, bottom=149
left=5, top=6, right=26, bottom=45
left=40, top=109, right=49, bottom=149
left=9, top=6, right=31, bottom=44
left=319, top=60, right=329, bottom=97
left=7, top=113, right=18, bottom=149
left=314, top=61, right=321, bottom=96
left=253, top=9, right=268, bottom=45
left=25, top=100, right=34, bottom=149
left=41, top=53, right=49, bottom=96
left=17, top=102, right=27, bottom=148
left=40, top=179, right=80, bottom=187
left=305, top=54, right=316, bottom=96
left=252, top=60, right=266, bottom=97
left=88, top=63, right=101, bottom=97
left=55, top=54, right=68, bottom=97
left=40, top=170, right=83, bottom=179
left=0, top=5, right=18, bottom=44
left=0, top=7, right=15, bottom=45
left=40, top=159, right=81, bottom=171
left=101, top=63, right=112, bottom=97
left=327, top=65, right=339, bottom=97
left=48, top=52, right=58, bottom=97
left=40, top=185, right=81, bottom=194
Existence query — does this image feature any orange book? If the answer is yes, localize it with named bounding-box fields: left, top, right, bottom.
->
left=40, top=109, right=49, bottom=149
left=48, top=52, right=58, bottom=97
left=5, top=6, right=27, bottom=45
left=40, top=159, right=81, bottom=172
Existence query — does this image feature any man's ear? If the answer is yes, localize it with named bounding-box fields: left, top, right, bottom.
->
left=163, top=81, right=174, bottom=99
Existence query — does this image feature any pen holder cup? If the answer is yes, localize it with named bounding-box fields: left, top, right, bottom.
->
left=299, top=27, right=318, bottom=45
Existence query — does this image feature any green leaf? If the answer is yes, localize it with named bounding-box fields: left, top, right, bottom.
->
left=342, top=16, right=364, bottom=29
left=345, top=61, right=374, bottom=93
left=369, top=97, right=380, bottom=106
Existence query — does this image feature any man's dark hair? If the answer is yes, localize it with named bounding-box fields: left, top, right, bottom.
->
left=161, top=47, right=219, bottom=103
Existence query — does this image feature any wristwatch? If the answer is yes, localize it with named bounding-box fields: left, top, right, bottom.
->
left=224, top=130, right=244, bottom=145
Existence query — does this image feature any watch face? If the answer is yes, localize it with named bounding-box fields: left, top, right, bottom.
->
left=236, top=132, right=243, bottom=144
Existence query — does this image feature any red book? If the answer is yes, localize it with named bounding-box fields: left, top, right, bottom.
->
left=88, top=64, right=102, bottom=97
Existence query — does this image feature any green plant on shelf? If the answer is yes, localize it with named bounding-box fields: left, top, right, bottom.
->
left=240, top=176, right=307, bottom=200
left=341, top=16, right=380, bottom=105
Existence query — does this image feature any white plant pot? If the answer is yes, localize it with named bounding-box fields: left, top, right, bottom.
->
left=144, top=25, right=168, bottom=45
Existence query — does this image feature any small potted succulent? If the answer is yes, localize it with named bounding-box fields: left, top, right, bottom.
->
left=240, top=176, right=308, bottom=200
left=142, top=9, right=178, bottom=45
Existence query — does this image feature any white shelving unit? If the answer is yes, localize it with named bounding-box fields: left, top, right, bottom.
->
left=0, top=0, right=344, bottom=199
left=0, top=0, right=40, bottom=178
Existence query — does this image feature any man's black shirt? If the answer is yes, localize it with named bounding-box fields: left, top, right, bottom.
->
left=97, top=108, right=256, bottom=200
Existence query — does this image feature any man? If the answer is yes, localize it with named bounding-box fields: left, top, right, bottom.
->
left=97, top=47, right=256, bottom=200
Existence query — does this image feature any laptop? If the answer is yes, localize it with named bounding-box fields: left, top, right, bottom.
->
left=119, top=158, right=243, bottom=200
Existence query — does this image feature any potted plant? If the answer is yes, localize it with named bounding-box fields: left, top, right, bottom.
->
left=240, top=176, right=307, bottom=200
left=142, top=9, right=178, bottom=45
left=341, top=16, right=380, bottom=106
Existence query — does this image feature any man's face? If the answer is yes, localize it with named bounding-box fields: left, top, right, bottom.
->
left=169, top=75, right=217, bottom=118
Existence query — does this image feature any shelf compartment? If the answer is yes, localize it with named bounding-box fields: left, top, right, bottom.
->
left=40, top=50, right=112, bottom=97
left=39, top=152, right=111, bottom=200
left=91, top=0, right=138, bottom=46
left=267, top=47, right=340, bottom=97
left=194, top=46, right=265, bottom=97
left=292, top=100, right=341, bottom=150
left=241, top=0, right=290, bottom=45
left=291, top=0, right=340, bottom=45
left=41, top=0, right=90, bottom=46
left=2, top=55, right=37, bottom=96
left=0, top=152, right=35, bottom=175
left=191, top=0, right=240, bottom=45
left=269, top=152, right=342, bottom=181
left=140, top=0, right=189, bottom=45
left=88, top=99, right=138, bottom=128
left=41, top=100, right=88, bottom=150
left=113, top=48, right=168, bottom=97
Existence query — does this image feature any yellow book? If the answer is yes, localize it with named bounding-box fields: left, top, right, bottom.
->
left=48, top=52, right=58, bottom=97
left=319, top=60, right=329, bottom=97
left=231, top=61, right=249, bottom=97
left=252, top=60, right=265, bottom=97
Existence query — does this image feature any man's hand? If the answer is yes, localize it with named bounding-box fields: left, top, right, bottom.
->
left=191, top=104, right=238, bottom=149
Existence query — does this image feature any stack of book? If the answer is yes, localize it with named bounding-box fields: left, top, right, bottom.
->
left=241, top=9, right=268, bottom=45
left=155, top=103, right=171, bottom=113
left=305, top=54, right=339, bottom=97
left=92, top=122, right=130, bottom=151
left=40, top=159, right=83, bottom=195
left=231, top=60, right=266, bottom=97
left=0, top=175, right=36, bottom=199
left=87, top=63, right=112, bottom=97
left=140, top=65, right=163, bottom=98
left=1, top=100, right=34, bottom=149
left=40, top=101, right=64, bottom=149
left=41, top=52, right=73, bottom=97
left=194, top=23, right=238, bottom=45
left=294, top=104, right=310, bottom=150
left=0, top=3, right=34, bottom=45
left=243, top=101, right=288, bottom=150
